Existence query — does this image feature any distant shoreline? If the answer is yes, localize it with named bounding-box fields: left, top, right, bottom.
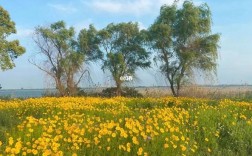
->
left=1, top=84, right=252, bottom=90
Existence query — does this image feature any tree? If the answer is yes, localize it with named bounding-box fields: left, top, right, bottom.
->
left=148, top=1, right=220, bottom=97
left=31, top=21, right=100, bottom=96
left=0, top=6, right=25, bottom=70
left=96, top=22, right=151, bottom=96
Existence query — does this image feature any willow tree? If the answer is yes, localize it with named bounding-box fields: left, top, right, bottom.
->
left=32, top=21, right=100, bottom=96
left=148, top=1, right=220, bottom=96
left=0, top=6, right=25, bottom=70
left=96, top=22, right=151, bottom=96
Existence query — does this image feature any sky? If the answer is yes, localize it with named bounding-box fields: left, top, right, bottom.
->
left=0, top=0, right=252, bottom=89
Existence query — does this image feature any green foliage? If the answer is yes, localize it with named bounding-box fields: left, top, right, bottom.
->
left=0, top=6, right=25, bottom=70
left=78, top=25, right=102, bottom=61
left=148, top=1, right=220, bottom=96
left=33, top=21, right=101, bottom=96
left=91, top=22, right=151, bottom=96
left=192, top=104, right=252, bottom=155
left=33, top=21, right=82, bottom=96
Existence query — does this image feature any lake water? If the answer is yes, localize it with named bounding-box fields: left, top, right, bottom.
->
left=0, top=89, right=56, bottom=98
left=0, top=88, right=99, bottom=98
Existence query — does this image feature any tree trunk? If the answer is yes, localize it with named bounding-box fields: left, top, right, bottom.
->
left=116, top=81, right=122, bottom=96
left=66, top=73, right=77, bottom=96
left=55, top=78, right=66, bottom=96
left=170, top=82, right=178, bottom=97
left=176, top=82, right=181, bottom=97
left=167, top=73, right=178, bottom=97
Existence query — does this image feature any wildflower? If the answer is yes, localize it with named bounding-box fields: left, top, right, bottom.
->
left=72, top=153, right=77, bottom=156
left=181, top=136, right=185, bottom=141
left=132, top=136, right=139, bottom=145
left=5, top=147, right=11, bottom=153
left=27, top=149, right=32, bottom=154
left=8, top=137, right=14, bottom=146
left=208, top=148, right=211, bottom=152
left=32, top=149, right=38, bottom=155
left=137, top=147, right=143, bottom=155
left=181, top=145, right=186, bottom=151
left=112, top=133, right=116, bottom=138
left=160, top=128, right=165, bottom=133
left=164, top=143, right=169, bottom=148
left=165, top=137, right=169, bottom=141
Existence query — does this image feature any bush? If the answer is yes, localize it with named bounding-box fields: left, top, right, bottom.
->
left=101, top=87, right=143, bottom=97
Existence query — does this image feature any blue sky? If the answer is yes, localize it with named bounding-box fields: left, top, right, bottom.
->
left=0, top=0, right=252, bottom=89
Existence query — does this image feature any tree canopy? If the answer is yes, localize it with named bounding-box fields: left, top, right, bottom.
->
left=32, top=21, right=100, bottom=96
left=148, top=1, right=220, bottom=96
left=0, top=6, right=25, bottom=70
left=94, top=22, right=151, bottom=96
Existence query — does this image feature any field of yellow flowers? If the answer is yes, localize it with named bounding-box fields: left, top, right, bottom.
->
left=0, top=97, right=252, bottom=156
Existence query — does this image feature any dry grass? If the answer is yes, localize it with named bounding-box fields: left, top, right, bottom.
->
left=136, top=85, right=252, bottom=100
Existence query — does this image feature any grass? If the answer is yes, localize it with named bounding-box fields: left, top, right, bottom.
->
left=0, top=97, right=252, bottom=155
left=137, top=85, right=252, bottom=101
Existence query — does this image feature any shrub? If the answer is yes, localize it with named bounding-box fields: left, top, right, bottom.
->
left=101, top=87, right=143, bottom=97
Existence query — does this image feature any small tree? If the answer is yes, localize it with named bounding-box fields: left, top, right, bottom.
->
left=0, top=6, right=25, bottom=70
left=96, top=22, right=151, bottom=96
left=148, top=1, right=220, bottom=96
left=31, top=21, right=100, bottom=96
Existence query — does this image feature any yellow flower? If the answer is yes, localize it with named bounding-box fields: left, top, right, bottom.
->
left=132, top=136, right=139, bottom=145
left=181, top=145, right=186, bottom=151
left=72, top=153, right=77, bottom=156
left=26, top=123, right=31, bottom=128
left=181, top=136, right=185, bottom=141
left=160, top=128, right=165, bottom=133
left=112, top=133, right=116, bottom=138
left=27, top=149, right=32, bottom=154
left=208, top=148, right=211, bottom=152
left=5, top=147, right=11, bottom=153
left=137, top=147, right=143, bottom=155
left=172, top=135, right=179, bottom=141
left=164, top=143, right=169, bottom=149
left=127, top=147, right=131, bottom=152
left=32, top=149, right=38, bottom=155
left=205, top=138, right=209, bottom=142
left=126, top=142, right=131, bottom=152
left=165, top=137, right=169, bottom=141
left=28, top=128, right=33, bottom=133
left=8, top=137, right=14, bottom=146
left=42, top=150, right=52, bottom=156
